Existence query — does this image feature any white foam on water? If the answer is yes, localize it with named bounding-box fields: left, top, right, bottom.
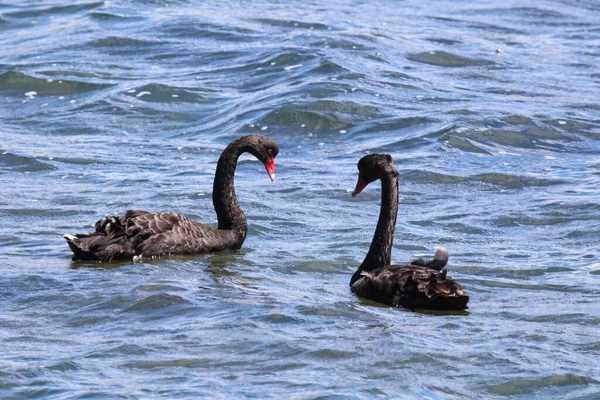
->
left=284, top=64, right=303, bottom=71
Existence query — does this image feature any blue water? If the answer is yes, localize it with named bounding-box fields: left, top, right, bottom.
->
left=1, top=0, right=600, bottom=398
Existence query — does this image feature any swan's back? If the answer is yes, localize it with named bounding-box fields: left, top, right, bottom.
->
left=65, top=210, right=241, bottom=261
left=351, top=264, right=469, bottom=310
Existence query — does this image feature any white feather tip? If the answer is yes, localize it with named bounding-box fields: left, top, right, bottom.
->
left=434, top=247, right=449, bottom=262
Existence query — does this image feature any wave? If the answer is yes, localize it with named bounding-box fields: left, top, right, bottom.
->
left=402, top=170, right=566, bottom=188
left=0, top=71, right=112, bottom=96
left=159, top=19, right=261, bottom=42
left=408, top=51, right=495, bottom=68
left=0, top=151, right=57, bottom=173
left=4, top=2, right=103, bottom=18
left=259, top=100, right=380, bottom=134
left=122, top=83, right=212, bottom=104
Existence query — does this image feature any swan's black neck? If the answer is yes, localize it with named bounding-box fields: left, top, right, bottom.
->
left=213, top=139, right=248, bottom=235
left=350, top=171, right=398, bottom=285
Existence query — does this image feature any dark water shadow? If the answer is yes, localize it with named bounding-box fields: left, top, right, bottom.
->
left=355, top=295, right=470, bottom=316
left=67, top=249, right=251, bottom=271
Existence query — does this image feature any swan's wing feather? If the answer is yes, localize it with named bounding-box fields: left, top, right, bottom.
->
left=352, top=264, right=468, bottom=310
left=131, top=212, right=239, bottom=257
left=126, top=211, right=184, bottom=235
left=125, top=210, right=151, bottom=219
left=67, top=211, right=219, bottom=260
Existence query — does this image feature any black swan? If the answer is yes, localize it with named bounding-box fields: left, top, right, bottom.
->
left=64, top=135, right=279, bottom=261
left=349, top=154, right=469, bottom=310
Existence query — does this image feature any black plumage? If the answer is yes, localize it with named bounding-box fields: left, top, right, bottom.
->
left=64, top=135, right=279, bottom=261
left=349, top=154, right=469, bottom=310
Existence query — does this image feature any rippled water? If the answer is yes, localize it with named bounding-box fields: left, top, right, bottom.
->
left=2, top=0, right=600, bottom=398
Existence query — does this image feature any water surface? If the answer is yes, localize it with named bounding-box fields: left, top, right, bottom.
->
left=1, top=0, right=600, bottom=398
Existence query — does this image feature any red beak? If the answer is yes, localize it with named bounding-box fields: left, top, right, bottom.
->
left=352, top=174, right=367, bottom=197
left=265, top=156, right=275, bottom=182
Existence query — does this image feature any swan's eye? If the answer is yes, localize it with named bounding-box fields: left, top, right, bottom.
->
left=267, top=148, right=273, bottom=156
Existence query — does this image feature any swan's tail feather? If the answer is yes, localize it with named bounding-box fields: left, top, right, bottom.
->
left=65, top=230, right=137, bottom=261
left=434, top=247, right=448, bottom=263
left=410, top=246, right=449, bottom=271
left=64, top=233, right=99, bottom=261
left=64, top=213, right=142, bottom=261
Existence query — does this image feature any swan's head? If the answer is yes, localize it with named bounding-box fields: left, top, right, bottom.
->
left=240, top=135, right=279, bottom=182
left=352, top=154, right=397, bottom=197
